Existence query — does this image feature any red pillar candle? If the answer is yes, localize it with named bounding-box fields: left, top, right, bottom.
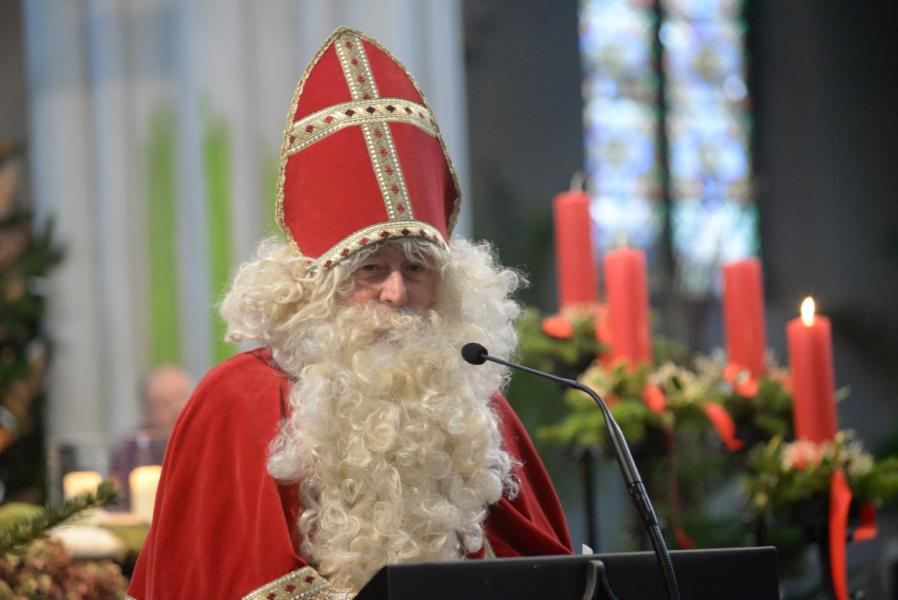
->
left=722, top=258, right=767, bottom=377
left=603, top=247, right=652, bottom=366
left=787, top=297, right=838, bottom=443
left=553, top=191, right=599, bottom=309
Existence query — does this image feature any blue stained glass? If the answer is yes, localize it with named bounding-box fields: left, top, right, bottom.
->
left=585, top=99, right=658, bottom=189
left=661, top=21, right=747, bottom=102
left=667, top=106, right=750, bottom=199
left=662, top=0, right=743, bottom=21
left=662, top=2, right=757, bottom=297
left=578, top=0, right=756, bottom=293
left=591, top=194, right=662, bottom=253
left=672, top=199, right=757, bottom=293
left=580, top=0, right=663, bottom=258
left=580, top=2, right=657, bottom=101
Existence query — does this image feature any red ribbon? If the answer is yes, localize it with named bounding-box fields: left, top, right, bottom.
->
left=702, top=402, right=744, bottom=452
left=828, top=470, right=852, bottom=600
left=854, top=503, right=878, bottom=542
left=642, top=384, right=666, bottom=414
left=723, top=361, right=759, bottom=397
left=593, top=305, right=611, bottom=346
left=663, top=427, right=695, bottom=550
left=674, top=525, right=696, bottom=550
left=541, top=314, right=574, bottom=339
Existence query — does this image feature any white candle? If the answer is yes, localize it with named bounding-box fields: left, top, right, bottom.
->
left=62, top=470, right=102, bottom=499
left=130, top=465, right=162, bottom=523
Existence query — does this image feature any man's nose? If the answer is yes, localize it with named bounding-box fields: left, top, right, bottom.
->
left=378, top=269, right=407, bottom=307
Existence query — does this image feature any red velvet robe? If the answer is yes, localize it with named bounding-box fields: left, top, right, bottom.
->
left=129, top=348, right=572, bottom=599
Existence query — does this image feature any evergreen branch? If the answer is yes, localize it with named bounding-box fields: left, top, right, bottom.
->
left=0, top=481, right=119, bottom=553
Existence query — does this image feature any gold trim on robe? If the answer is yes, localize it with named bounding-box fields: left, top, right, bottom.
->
left=241, top=566, right=334, bottom=600
left=484, top=537, right=497, bottom=559
left=241, top=538, right=495, bottom=600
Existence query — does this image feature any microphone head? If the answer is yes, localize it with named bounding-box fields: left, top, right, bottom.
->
left=461, top=343, right=488, bottom=365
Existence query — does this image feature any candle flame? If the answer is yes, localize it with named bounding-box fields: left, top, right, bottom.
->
left=800, top=297, right=816, bottom=326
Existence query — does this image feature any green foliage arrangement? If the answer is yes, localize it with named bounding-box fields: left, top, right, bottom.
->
left=746, top=432, right=898, bottom=513
left=514, top=305, right=898, bottom=579
left=0, top=482, right=118, bottom=554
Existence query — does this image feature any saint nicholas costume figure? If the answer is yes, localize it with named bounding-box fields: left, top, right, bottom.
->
left=128, top=27, right=572, bottom=600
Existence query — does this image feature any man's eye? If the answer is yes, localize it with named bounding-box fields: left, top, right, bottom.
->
left=405, top=263, right=428, bottom=274
left=358, top=263, right=381, bottom=274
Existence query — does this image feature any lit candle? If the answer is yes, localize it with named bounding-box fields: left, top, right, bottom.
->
left=787, top=297, right=838, bottom=443
left=130, top=465, right=162, bottom=523
left=722, top=258, right=767, bottom=378
left=603, top=247, right=652, bottom=366
left=62, top=470, right=103, bottom=499
left=553, top=190, right=599, bottom=309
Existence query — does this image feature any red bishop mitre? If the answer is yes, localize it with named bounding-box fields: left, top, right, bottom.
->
left=276, top=27, right=462, bottom=268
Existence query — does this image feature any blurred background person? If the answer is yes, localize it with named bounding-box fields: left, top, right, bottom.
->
left=108, top=366, right=193, bottom=511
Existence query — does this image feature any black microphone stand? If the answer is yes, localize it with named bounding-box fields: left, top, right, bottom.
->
left=462, top=344, right=681, bottom=600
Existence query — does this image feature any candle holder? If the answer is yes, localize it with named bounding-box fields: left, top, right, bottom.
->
left=47, top=433, right=111, bottom=505
left=753, top=493, right=873, bottom=599
left=107, top=427, right=167, bottom=512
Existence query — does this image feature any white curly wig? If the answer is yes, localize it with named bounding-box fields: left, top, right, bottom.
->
left=220, top=237, right=524, bottom=590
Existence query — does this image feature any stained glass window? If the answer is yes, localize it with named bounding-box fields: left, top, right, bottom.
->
left=580, top=0, right=664, bottom=258
left=580, top=0, right=757, bottom=295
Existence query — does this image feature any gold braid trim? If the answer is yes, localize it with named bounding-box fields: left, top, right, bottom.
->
left=317, top=220, right=447, bottom=269
left=125, top=567, right=351, bottom=600
left=334, top=30, right=415, bottom=224
left=357, top=30, right=463, bottom=235
left=242, top=566, right=340, bottom=600
left=287, top=98, right=438, bottom=156
left=483, top=537, right=497, bottom=559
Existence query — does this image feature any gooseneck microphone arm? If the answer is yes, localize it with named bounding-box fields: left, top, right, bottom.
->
left=461, top=343, right=681, bottom=600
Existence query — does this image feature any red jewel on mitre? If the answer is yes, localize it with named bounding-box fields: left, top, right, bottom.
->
left=276, top=26, right=461, bottom=268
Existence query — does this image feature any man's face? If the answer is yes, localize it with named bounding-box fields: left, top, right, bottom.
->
left=346, top=244, right=437, bottom=311
left=147, top=368, right=192, bottom=432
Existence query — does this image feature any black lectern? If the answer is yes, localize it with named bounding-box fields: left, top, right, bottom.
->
left=355, top=547, right=779, bottom=600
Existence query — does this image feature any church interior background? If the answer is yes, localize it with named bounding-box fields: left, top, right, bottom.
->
left=1, top=0, right=896, bottom=597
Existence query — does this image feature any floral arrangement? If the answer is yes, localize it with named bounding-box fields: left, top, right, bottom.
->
left=519, top=307, right=794, bottom=456
left=747, top=432, right=898, bottom=513
left=514, top=306, right=898, bottom=573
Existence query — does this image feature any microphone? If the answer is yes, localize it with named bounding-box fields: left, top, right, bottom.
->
left=461, top=342, right=488, bottom=365
left=461, top=342, right=681, bottom=600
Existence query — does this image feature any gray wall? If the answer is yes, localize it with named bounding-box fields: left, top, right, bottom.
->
left=464, top=0, right=584, bottom=309
left=0, top=2, right=27, bottom=141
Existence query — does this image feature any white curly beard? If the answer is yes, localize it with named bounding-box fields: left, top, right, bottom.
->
left=266, top=302, right=517, bottom=591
